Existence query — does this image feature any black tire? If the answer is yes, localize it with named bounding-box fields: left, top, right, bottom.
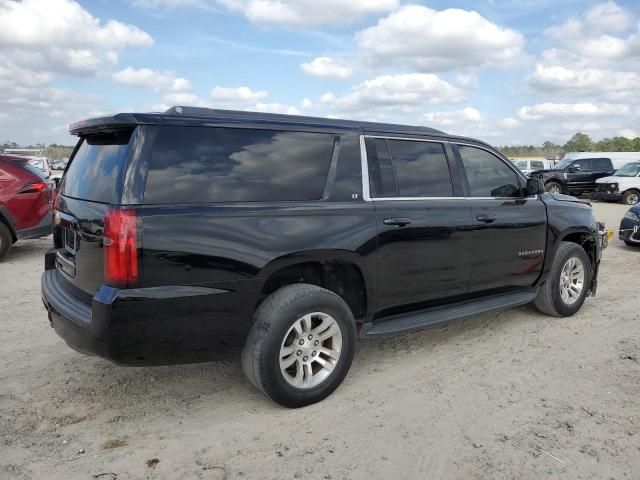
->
left=242, top=283, right=356, bottom=408
left=624, top=240, right=639, bottom=248
left=622, top=189, right=640, bottom=206
left=545, top=182, right=562, bottom=194
left=534, top=241, right=592, bottom=317
left=0, top=222, right=12, bottom=261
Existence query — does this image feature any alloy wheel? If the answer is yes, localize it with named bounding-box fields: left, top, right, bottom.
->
left=279, top=312, right=342, bottom=389
left=559, top=257, right=585, bottom=305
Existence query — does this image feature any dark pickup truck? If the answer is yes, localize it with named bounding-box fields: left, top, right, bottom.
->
left=42, top=107, right=609, bottom=407
left=529, top=157, right=615, bottom=195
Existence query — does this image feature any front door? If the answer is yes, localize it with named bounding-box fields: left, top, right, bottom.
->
left=566, top=159, right=594, bottom=190
left=454, top=144, right=547, bottom=293
left=364, top=136, right=475, bottom=318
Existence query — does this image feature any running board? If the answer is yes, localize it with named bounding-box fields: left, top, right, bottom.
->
left=363, top=291, right=537, bottom=337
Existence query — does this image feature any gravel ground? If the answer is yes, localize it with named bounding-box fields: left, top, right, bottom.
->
left=1, top=202, right=638, bottom=480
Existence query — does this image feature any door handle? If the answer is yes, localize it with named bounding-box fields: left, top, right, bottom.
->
left=476, top=214, right=497, bottom=223
left=383, top=217, right=412, bottom=227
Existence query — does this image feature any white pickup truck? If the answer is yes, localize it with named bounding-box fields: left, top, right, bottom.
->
left=593, top=162, right=640, bottom=205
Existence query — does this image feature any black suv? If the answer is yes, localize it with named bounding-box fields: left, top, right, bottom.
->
left=529, top=157, right=614, bottom=195
left=42, top=107, right=608, bottom=407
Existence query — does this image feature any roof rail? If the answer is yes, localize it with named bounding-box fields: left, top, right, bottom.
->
left=164, top=106, right=446, bottom=135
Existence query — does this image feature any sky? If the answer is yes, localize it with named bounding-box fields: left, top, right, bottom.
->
left=0, top=0, right=639, bottom=146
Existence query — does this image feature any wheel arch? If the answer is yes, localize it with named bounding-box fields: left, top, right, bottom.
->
left=0, top=206, right=18, bottom=243
left=256, top=250, right=374, bottom=325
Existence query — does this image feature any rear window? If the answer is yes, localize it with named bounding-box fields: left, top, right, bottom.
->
left=592, top=158, right=612, bottom=170
left=143, top=126, right=335, bottom=204
left=61, top=129, right=133, bottom=203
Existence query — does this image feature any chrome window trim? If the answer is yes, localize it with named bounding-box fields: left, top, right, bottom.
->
left=359, top=134, right=538, bottom=202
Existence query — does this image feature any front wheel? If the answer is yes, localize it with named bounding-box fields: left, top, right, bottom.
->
left=622, top=190, right=640, bottom=206
left=534, top=242, right=592, bottom=317
left=242, top=284, right=356, bottom=408
left=545, top=182, right=562, bottom=194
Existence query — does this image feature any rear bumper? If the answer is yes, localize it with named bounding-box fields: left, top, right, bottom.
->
left=592, top=191, right=622, bottom=202
left=41, top=264, right=255, bottom=365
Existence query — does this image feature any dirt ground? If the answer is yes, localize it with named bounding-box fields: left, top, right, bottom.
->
left=1, top=202, right=638, bottom=480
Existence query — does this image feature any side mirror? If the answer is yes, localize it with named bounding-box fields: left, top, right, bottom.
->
left=526, top=178, right=544, bottom=195
left=568, top=166, right=581, bottom=173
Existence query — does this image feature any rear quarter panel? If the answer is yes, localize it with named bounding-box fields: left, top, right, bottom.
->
left=140, top=201, right=378, bottom=319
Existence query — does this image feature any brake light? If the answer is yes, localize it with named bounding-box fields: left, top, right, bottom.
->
left=104, top=208, right=139, bottom=288
left=18, top=181, right=48, bottom=193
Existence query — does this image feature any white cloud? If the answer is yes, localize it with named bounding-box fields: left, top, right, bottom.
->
left=517, top=102, right=628, bottom=121
left=0, top=0, right=153, bottom=75
left=546, top=1, right=640, bottom=62
left=211, top=86, right=268, bottom=104
left=355, top=5, right=525, bottom=72
left=527, top=64, right=639, bottom=100
left=216, top=0, right=398, bottom=26
left=252, top=103, right=299, bottom=115
left=320, top=73, right=469, bottom=117
left=500, top=117, right=521, bottom=129
left=143, top=0, right=397, bottom=25
left=134, top=0, right=208, bottom=8
left=0, top=0, right=153, bottom=144
left=113, top=67, right=191, bottom=92
left=301, top=57, right=353, bottom=79
left=422, top=108, right=482, bottom=127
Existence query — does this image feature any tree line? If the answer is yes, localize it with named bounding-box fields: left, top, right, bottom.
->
left=2, top=141, right=75, bottom=159
left=499, top=133, right=640, bottom=158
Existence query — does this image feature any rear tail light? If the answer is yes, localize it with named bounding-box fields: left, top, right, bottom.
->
left=104, top=208, right=139, bottom=288
left=18, top=181, right=48, bottom=194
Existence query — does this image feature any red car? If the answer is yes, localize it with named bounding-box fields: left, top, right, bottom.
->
left=0, top=155, right=54, bottom=260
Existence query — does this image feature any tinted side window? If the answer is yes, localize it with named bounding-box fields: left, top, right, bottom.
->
left=144, top=127, right=335, bottom=204
left=386, top=139, right=453, bottom=197
left=573, top=159, right=592, bottom=170
left=458, top=145, right=521, bottom=198
left=592, top=158, right=611, bottom=170
left=366, top=137, right=398, bottom=198
left=61, top=129, right=133, bottom=204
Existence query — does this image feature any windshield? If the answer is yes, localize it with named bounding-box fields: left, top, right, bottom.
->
left=614, top=162, right=640, bottom=177
left=554, top=158, right=574, bottom=170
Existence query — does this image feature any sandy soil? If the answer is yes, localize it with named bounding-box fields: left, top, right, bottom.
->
left=1, top=202, right=638, bottom=480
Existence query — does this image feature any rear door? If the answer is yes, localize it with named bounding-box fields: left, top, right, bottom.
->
left=454, top=143, right=547, bottom=293
left=55, top=128, right=135, bottom=295
left=365, top=135, right=474, bottom=318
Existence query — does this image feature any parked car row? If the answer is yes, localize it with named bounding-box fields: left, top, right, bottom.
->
left=517, top=157, right=640, bottom=205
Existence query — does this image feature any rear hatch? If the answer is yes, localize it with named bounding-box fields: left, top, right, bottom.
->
left=54, top=129, right=136, bottom=296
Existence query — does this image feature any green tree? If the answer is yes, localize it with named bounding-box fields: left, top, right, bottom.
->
left=564, top=133, right=593, bottom=152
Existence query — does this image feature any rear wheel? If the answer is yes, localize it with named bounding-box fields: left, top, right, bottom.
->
left=545, top=182, right=562, bottom=194
left=622, top=190, right=640, bottom=206
left=0, top=222, right=12, bottom=261
left=242, top=284, right=356, bottom=408
left=534, top=241, right=592, bottom=317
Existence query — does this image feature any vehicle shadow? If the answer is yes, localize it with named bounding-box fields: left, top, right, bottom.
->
left=51, top=302, right=543, bottom=416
